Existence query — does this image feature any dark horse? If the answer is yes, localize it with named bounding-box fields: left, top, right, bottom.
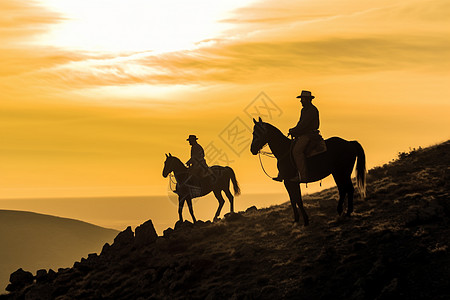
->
left=250, top=117, right=366, bottom=225
left=162, top=153, right=241, bottom=222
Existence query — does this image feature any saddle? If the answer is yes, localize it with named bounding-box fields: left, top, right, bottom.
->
left=301, top=130, right=327, bottom=158
left=305, top=135, right=327, bottom=158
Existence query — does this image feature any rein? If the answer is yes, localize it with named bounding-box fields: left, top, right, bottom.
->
left=168, top=173, right=177, bottom=192
left=256, top=137, right=320, bottom=187
left=257, top=144, right=279, bottom=179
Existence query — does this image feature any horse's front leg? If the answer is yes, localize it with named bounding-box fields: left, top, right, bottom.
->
left=186, top=198, right=197, bottom=223
left=284, top=181, right=300, bottom=223
left=178, top=196, right=185, bottom=222
left=284, top=180, right=309, bottom=225
left=213, top=190, right=225, bottom=221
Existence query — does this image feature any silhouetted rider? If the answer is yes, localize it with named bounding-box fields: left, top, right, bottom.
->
left=186, top=135, right=210, bottom=178
left=288, top=90, right=320, bottom=182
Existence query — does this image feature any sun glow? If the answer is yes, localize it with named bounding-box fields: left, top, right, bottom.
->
left=35, top=0, right=255, bottom=53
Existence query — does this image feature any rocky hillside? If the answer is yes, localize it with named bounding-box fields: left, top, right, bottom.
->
left=2, top=141, right=449, bottom=299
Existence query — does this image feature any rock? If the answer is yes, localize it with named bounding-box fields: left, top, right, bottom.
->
left=57, top=267, right=70, bottom=273
left=163, top=227, right=174, bottom=237
left=174, top=220, right=194, bottom=230
left=135, top=219, right=158, bottom=247
left=86, top=253, right=98, bottom=265
left=194, top=220, right=210, bottom=227
left=47, top=269, right=57, bottom=281
left=100, top=242, right=111, bottom=255
left=74, top=254, right=99, bottom=273
left=224, top=212, right=244, bottom=222
left=113, top=226, right=134, bottom=246
left=35, top=269, right=48, bottom=283
left=245, top=206, right=258, bottom=213
left=6, top=268, right=34, bottom=292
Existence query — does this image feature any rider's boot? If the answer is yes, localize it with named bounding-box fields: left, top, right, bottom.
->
left=272, top=172, right=283, bottom=182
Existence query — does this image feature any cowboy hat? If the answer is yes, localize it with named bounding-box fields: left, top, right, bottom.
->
left=186, top=135, right=198, bottom=141
left=296, top=90, right=315, bottom=99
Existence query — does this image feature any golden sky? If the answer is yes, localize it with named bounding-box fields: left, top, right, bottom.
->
left=1, top=0, right=449, bottom=199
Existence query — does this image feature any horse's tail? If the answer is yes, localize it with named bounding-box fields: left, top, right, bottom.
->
left=351, top=141, right=366, bottom=199
left=226, top=167, right=241, bottom=196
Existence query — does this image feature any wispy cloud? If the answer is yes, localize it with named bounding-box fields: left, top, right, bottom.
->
left=4, top=0, right=447, bottom=94
left=0, top=0, right=62, bottom=42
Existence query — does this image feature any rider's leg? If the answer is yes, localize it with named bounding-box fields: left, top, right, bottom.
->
left=292, top=135, right=310, bottom=182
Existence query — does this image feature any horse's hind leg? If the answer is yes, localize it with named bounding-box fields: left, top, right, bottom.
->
left=213, top=190, right=225, bottom=220
left=224, top=188, right=234, bottom=213
left=186, top=198, right=197, bottom=223
left=333, top=174, right=354, bottom=216
left=336, top=184, right=346, bottom=216
left=346, top=179, right=355, bottom=216
left=297, top=198, right=309, bottom=226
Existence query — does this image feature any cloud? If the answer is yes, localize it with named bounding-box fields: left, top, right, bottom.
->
left=40, top=34, right=447, bottom=88
left=1, top=0, right=449, bottom=97
left=0, top=0, right=62, bottom=43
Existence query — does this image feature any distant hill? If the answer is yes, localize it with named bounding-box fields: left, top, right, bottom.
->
left=0, top=210, right=118, bottom=292
left=1, top=140, right=449, bottom=299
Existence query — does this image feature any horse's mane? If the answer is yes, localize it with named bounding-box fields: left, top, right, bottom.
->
left=262, top=122, right=286, bottom=138
left=169, top=155, right=184, bottom=165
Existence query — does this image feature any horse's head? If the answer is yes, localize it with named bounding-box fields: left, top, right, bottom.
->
left=250, top=117, right=269, bottom=155
left=162, top=153, right=176, bottom=178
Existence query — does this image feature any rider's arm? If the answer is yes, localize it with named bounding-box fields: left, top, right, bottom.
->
left=289, top=107, right=318, bottom=136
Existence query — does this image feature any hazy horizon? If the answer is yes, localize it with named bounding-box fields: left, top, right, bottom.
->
left=0, top=192, right=294, bottom=234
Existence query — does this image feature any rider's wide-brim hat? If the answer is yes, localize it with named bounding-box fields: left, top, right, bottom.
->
left=296, top=90, right=315, bottom=99
left=187, top=135, right=198, bottom=141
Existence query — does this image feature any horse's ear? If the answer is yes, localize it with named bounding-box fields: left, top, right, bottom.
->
left=165, top=153, right=168, bottom=158
left=258, top=116, right=262, bottom=123
left=169, top=153, right=172, bottom=157
left=253, top=118, right=257, bottom=124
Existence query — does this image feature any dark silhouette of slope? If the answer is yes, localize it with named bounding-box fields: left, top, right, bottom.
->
left=2, top=141, right=449, bottom=299
left=0, top=210, right=118, bottom=292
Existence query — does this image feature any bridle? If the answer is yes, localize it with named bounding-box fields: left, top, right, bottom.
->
left=254, top=126, right=279, bottom=179
left=258, top=145, right=278, bottom=179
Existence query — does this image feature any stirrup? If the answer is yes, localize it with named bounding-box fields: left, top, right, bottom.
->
left=272, top=176, right=283, bottom=182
